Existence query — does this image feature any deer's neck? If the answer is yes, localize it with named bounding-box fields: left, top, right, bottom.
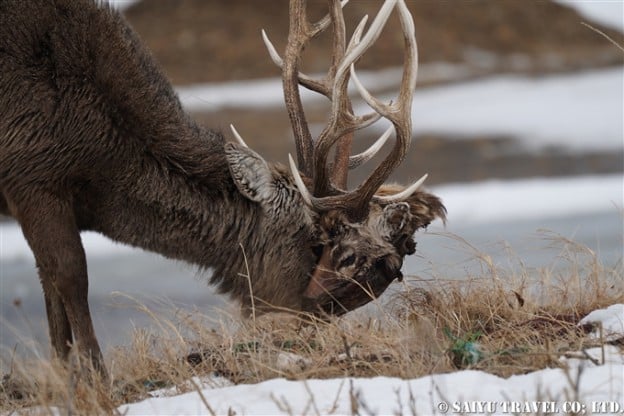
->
left=78, top=123, right=261, bottom=283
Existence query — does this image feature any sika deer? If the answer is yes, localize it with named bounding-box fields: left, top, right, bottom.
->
left=0, top=0, right=445, bottom=376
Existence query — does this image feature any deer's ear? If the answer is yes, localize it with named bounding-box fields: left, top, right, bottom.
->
left=224, top=142, right=277, bottom=204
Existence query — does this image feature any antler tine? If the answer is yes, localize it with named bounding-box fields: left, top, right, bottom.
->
left=262, top=30, right=328, bottom=96
left=376, top=173, right=427, bottom=202
left=347, top=0, right=419, bottom=216
left=324, top=0, right=353, bottom=190
left=277, top=0, right=419, bottom=218
left=311, top=0, right=399, bottom=197
left=270, top=0, right=358, bottom=178
left=350, top=3, right=417, bottom=119
left=281, top=0, right=314, bottom=175
left=348, top=126, right=392, bottom=169
left=312, top=0, right=349, bottom=38
left=286, top=0, right=420, bottom=220
left=229, top=124, right=248, bottom=148
left=262, top=0, right=350, bottom=98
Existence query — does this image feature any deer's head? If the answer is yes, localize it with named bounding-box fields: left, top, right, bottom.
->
left=229, top=0, right=445, bottom=316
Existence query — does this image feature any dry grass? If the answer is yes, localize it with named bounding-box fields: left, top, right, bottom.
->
left=1, top=235, right=622, bottom=414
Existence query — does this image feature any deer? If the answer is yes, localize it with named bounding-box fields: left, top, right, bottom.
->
left=0, top=0, right=445, bottom=378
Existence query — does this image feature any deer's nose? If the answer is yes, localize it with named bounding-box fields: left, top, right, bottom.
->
left=374, top=255, right=403, bottom=282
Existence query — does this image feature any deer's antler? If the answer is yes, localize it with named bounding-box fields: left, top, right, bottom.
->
left=264, top=0, right=425, bottom=222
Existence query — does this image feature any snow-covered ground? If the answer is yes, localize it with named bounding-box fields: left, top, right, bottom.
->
left=395, top=67, right=623, bottom=151
left=434, top=174, right=622, bottom=226
left=120, top=349, right=623, bottom=415
left=10, top=305, right=621, bottom=415
left=115, top=304, right=620, bottom=415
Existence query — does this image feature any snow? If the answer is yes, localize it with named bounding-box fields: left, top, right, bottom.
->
left=1, top=173, right=620, bottom=262
left=117, top=354, right=623, bottom=415
left=402, top=68, right=623, bottom=152
left=118, top=364, right=622, bottom=416
left=432, top=173, right=623, bottom=226
left=580, top=304, right=624, bottom=342
left=555, top=0, right=624, bottom=32
left=103, top=0, right=139, bottom=10
left=114, top=304, right=624, bottom=415
left=0, top=222, right=136, bottom=262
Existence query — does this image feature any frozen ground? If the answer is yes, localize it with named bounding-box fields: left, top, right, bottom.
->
left=120, top=348, right=623, bottom=415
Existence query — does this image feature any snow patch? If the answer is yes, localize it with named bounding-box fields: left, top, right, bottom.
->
left=432, top=174, right=623, bottom=226
left=580, top=304, right=624, bottom=342
left=118, top=350, right=623, bottom=415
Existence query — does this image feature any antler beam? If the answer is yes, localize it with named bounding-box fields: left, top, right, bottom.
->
left=265, top=0, right=425, bottom=221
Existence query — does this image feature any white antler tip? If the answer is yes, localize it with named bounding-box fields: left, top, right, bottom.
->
left=410, top=173, right=428, bottom=191
left=287, top=153, right=297, bottom=171
left=261, top=29, right=283, bottom=67
left=230, top=124, right=248, bottom=148
left=377, top=173, right=428, bottom=202
left=288, top=154, right=314, bottom=207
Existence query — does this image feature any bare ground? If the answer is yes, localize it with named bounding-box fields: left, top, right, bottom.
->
left=124, top=0, right=623, bottom=85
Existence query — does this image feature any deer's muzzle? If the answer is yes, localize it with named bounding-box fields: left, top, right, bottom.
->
left=302, top=246, right=402, bottom=316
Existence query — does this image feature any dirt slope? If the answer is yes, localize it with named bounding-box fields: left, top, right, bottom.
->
left=124, top=0, right=623, bottom=85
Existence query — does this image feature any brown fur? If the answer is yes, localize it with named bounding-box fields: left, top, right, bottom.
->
left=0, top=0, right=445, bottom=374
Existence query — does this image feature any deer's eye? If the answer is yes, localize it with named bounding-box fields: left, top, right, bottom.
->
left=339, top=253, right=356, bottom=269
left=374, top=257, right=386, bottom=271
left=312, top=245, right=323, bottom=261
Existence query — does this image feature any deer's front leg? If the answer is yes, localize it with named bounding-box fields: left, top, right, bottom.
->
left=17, top=192, right=105, bottom=375
left=40, top=277, right=73, bottom=362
